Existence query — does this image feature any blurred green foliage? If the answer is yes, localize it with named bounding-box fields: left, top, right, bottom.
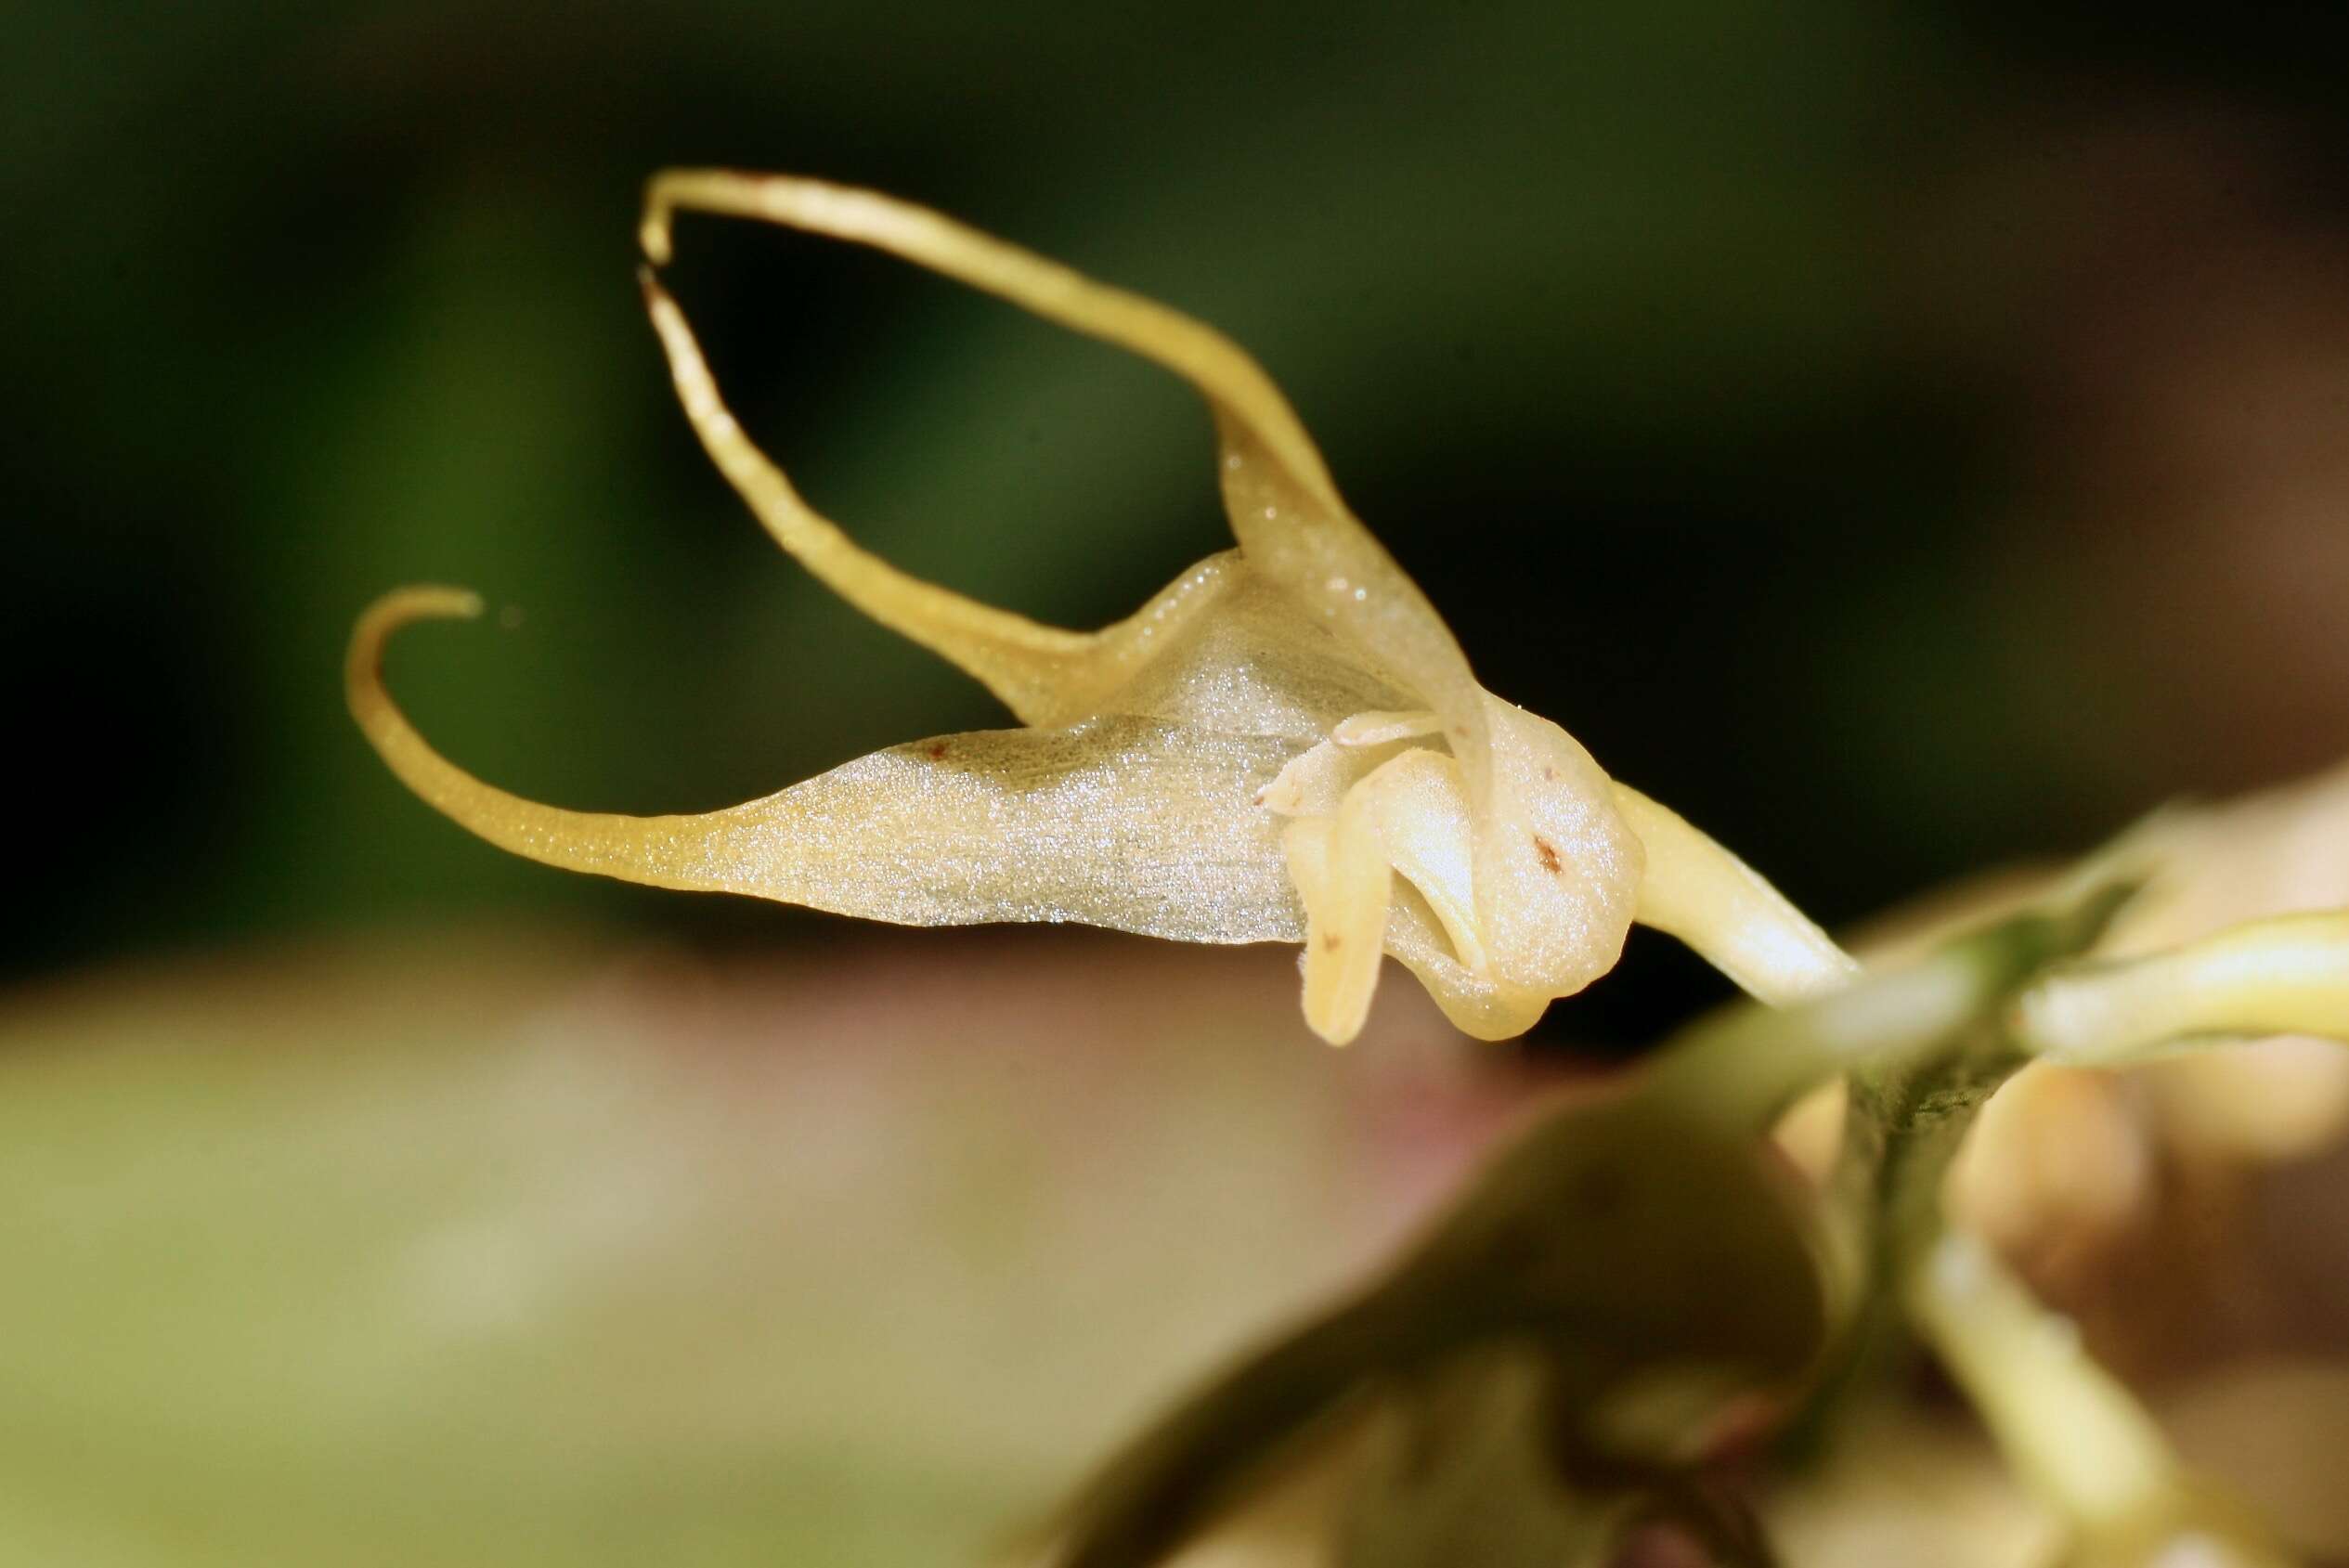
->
left=0, top=936, right=1519, bottom=1564
left=10, top=1, right=2349, bottom=1015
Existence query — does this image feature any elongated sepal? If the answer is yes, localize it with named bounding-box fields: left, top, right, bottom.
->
left=347, top=587, right=1306, bottom=942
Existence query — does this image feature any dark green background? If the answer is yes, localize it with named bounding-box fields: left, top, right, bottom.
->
left=14, top=2, right=2349, bottom=1039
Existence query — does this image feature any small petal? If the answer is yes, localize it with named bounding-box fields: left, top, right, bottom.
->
left=1286, top=747, right=1512, bottom=1045
left=1284, top=810, right=1392, bottom=1047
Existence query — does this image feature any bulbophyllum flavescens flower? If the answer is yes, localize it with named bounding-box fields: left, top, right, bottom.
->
left=348, top=171, right=1855, bottom=1045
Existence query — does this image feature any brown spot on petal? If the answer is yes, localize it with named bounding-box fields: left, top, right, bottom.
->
left=1321, top=933, right=1343, bottom=952
left=1534, top=836, right=1562, bottom=875
left=1542, top=765, right=1556, bottom=782
left=926, top=742, right=950, bottom=760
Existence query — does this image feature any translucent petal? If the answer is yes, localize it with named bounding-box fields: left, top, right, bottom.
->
left=1101, top=563, right=1415, bottom=742
left=349, top=588, right=1305, bottom=943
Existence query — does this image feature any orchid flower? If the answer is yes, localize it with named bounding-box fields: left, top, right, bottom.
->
left=349, top=171, right=1854, bottom=1045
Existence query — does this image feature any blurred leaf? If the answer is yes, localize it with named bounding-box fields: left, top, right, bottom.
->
left=0, top=931, right=1523, bottom=1565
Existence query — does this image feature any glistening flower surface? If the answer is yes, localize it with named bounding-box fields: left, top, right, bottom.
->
left=349, top=171, right=1853, bottom=1044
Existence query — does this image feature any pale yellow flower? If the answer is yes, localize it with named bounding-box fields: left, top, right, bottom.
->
left=349, top=171, right=1852, bottom=1045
